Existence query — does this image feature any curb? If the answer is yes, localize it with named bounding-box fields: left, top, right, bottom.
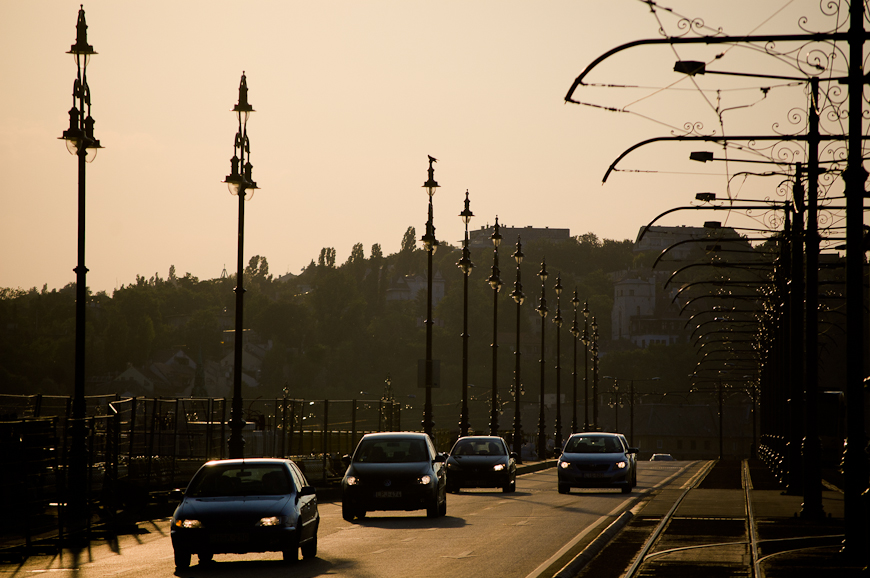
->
left=554, top=509, right=635, bottom=578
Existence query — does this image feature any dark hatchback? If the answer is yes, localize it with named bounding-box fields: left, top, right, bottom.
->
left=170, top=458, right=319, bottom=568
left=557, top=432, right=638, bottom=494
left=341, top=432, right=447, bottom=520
left=446, top=436, right=517, bottom=493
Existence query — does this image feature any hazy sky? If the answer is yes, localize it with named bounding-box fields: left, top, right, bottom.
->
left=2, top=0, right=852, bottom=294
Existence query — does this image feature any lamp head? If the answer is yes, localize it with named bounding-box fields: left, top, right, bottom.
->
left=460, top=190, right=474, bottom=225
left=512, top=237, right=524, bottom=265
left=68, top=5, right=97, bottom=65
left=233, top=72, right=255, bottom=124
left=423, top=155, right=439, bottom=196
left=491, top=216, right=502, bottom=248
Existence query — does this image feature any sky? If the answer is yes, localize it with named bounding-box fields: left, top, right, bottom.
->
left=1, top=0, right=856, bottom=294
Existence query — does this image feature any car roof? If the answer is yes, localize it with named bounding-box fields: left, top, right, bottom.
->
left=360, top=432, right=430, bottom=440
left=568, top=432, right=619, bottom=439
left=203, top=458, right=292, bottom=467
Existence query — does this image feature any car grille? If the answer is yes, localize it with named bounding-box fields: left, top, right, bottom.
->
left=573, top=463, right=610, bottom=472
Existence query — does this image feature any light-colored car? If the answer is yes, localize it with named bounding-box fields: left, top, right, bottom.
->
left=557, top=432, right=638, bottom=494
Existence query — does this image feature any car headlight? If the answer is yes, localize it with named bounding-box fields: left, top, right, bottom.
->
left=616, top=461, right=627, bottom=469
left=418, top=475, right=432, bottom=485
left=493, top=463, right=505, bottom=472
left=345, top=475, right=358, bottom=485
left=175, top=519, right=202, bottom=529
left=559, top=461, right=570, bottom=469
left=258, top=516, right=282, bottom=527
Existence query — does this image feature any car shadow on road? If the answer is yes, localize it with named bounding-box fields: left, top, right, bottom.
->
left=349, top=514, right=467, bottom=529
left=174, top=556, right=340, bottom=578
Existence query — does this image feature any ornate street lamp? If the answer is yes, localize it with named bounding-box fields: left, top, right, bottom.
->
left=225, top=72, right=259, bottom=459
left=421, top=156, right=439, bottom=437
left=552, top=274, right=564, bottom=449
left=591, top=317, right=600, bottom=430
left=582, top=301, right=590, bottom=431
left=60, top=4, right=102, bottom=529
left=457, top=191, right=474, bottom=437
left=509, top=238, right=525, bottom=459
left=487, top=218, right=504, bottom=436
left=535, top=259, right=549, bottom=459
left=570, top=290, right=581, bottom=433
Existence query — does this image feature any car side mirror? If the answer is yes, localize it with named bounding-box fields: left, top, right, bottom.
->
left=627, top=447, right=639, bottom=455
left=341, top=454, right=351, bottom=467
left=170, top=488, right=185, bottom=501
left=509, top=452, right=519, bottom=460
left=433, top=453, right=447, bottom=463
left=297, top=485, right=316, bottom=500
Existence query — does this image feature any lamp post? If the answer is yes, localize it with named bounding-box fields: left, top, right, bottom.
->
left=591, top=317, right=599, bottom=430
left=60, top=4, right=101, bottom=529
left=224, top=73, right=258, bottom=460
left=570, top=290, right=580, bottom=434
left=487, top=218, right=504, bottom=436
left=457, top=191, right=474, bottom=437
left=535, top=259, right=549, bottom=459
left=582, top=301, right=590, bottom=431
left=613, top=378, right=619, bottom=432
left=510, top=238, right=525, bottom=459
left=552, top=274, right=564, bottom=450
left=421, top=156, right=439, bottom=437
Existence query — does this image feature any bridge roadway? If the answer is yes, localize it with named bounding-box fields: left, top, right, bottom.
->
left=1, top=461, right=698, bottom=578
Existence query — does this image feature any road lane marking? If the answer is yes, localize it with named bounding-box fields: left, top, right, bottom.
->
left=441, top=551, right=475, bottom=559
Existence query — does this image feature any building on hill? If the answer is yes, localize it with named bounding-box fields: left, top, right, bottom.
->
left=467, top=225, right=570, bottom=249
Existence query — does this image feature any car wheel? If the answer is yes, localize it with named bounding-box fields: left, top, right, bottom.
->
left=426, top=498, right=439, bottom=518
left=558, top=484, right=569, bottom=494
left=198, top=551, right=213, bottom=564
left=342, top=499, right=355, bottom=521
left=438, top=494, right=447, bottom=517
left=301, top=534, right=318, bottom=560
left=503, top=478, right=516, bottom=493
left=174, top=549, right=191, bottom=569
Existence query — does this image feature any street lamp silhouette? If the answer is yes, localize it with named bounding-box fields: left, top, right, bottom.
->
left=224, top=72, right=259, bottom=459
left=510, top=238, right=526, bottom=459
left=421, top=156, right=439, bottom=437
left=535, top=259, right=549, bottom=459
left=487, top=218, right=504, bottom=435
left=591, top=317, right=599, bottom=430
left=457, top=191, right=474, bottom=437
left=582, top=300, right=590, bottom=430
left=60, top=4, right=102, bottom=528
left=570, top=290, right=581, bottom=433
left=552, top=274, right=564, bottom=449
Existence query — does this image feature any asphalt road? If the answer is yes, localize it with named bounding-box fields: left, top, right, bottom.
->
left=2, top=461, right=692, bottom=578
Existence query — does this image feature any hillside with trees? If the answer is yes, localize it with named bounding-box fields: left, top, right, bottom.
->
left=0, top=228, right=695, bottom=408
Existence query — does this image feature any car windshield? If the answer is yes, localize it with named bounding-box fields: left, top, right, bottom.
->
left=451, top=439, right=505, bottom=456
left=354, top=438, right=429, bottom=463
left=563, top=436, right=622, bottom=454
left=187, top=464, right=293, bottom=497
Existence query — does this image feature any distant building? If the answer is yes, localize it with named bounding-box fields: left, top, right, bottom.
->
left=385, top=273, right=445, bottom=306
left=467, top=225, right=570, bottom=249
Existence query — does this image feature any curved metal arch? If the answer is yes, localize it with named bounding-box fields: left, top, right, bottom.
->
left=638, top=204, right=790, bottom=245
left=564, top=31, right=849, bottom=100
left=682, top=307, right=759, bottom=330
left=652, top=235, right=780, bottom=269
left=680, top=294, right=762, bottom=316
left=672, top=279, right=772, bottom=305
left=665, top=261, right=777, bottom=290
left=689, top=317, right=761, bottom=341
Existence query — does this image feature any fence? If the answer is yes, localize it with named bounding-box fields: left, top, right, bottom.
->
left=0, top=393, right=406, bottom=557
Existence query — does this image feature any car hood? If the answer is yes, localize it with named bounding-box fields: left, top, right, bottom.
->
left=347, top=462, right=432, bottom=477
left=560, top=452, right=627, bottom=464
left=177, top=496, right=290, bottom=521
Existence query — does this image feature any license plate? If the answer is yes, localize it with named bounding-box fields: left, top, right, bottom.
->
left=582, top=472, right=604, bottom=479
left=211, top=533, right=248, bottom=543
left=375, top=491, right=402, bottom=498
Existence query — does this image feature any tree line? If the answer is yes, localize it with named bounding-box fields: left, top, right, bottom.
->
left=0, top=227, right=697, bottom=405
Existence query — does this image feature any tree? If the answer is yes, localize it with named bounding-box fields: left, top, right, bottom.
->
left=401, top=227, right=416, bottom=252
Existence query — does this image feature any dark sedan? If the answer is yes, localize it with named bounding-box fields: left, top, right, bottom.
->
left=557, top=432, right=638, bottom=494
left=170, top=458, right=319, bottom=568
left=341, top=432, right=447, bottom=520
left=446, top=436, right=517, bottom=493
